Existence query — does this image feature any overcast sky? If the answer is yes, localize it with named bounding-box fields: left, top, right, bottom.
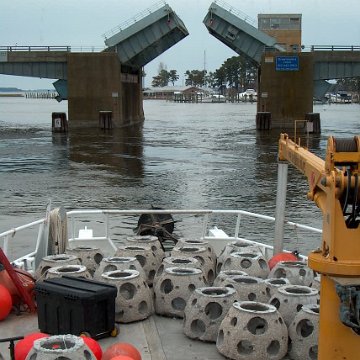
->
left=1, top=0, right=360, bottom=89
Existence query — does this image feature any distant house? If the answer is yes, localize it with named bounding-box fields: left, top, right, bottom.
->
left=143, top=86, right=211, bottom=100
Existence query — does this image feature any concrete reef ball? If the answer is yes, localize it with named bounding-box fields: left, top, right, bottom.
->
left=288, top=304, right=320, bottom=360
left=217, top=301, right=288, bottom=360
left=183, top=286, right=238, bottom=342
left=154, top=266, right=206, bottom=318
left=101, top=269, right=153, bottom=323
left=25, top=334, right=96, bottom=360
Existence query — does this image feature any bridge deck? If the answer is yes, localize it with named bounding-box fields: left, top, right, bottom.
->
left=312, top=50, right=360, bottom=80
left=0, top=48, right=68, bottom=79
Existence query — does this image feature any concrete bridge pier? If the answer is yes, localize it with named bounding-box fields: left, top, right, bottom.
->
left=67, top=53, right=143, bottom=129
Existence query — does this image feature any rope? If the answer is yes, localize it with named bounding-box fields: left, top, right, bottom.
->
left=49, top=208, right=68, bottom=254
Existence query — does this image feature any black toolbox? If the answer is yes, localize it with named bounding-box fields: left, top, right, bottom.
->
left=35, top=275, right=117, bottom=339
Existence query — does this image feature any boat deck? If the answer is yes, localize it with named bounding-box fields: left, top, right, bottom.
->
left=0, top=208, right=320, bottom=359
left=0, top=311, right=226, bottom=360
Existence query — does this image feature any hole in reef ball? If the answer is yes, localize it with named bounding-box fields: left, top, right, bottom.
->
left=172, top=297, right=186, bottom=310
left=237, top=340, right=254, bottom=355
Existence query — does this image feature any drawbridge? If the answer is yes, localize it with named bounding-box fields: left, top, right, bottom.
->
left=203, top=1, right=284, bottom=65
left=0, top=2, right=189, bottom=96
left=103, top=2, right=188, bottom=68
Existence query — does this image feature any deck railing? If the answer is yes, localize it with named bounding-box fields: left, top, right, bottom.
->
left=0, top=208, right=322, bottom=273
left=66, top=208, right=322, bottom=239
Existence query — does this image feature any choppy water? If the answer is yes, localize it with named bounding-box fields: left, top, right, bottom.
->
left=0, top=97, right=359, bottom=256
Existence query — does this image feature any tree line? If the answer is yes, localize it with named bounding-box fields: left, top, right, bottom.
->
left=150, top=56, right=360, bottom=95
left=150, top=56, right=257, bottom=92
left=337, top=78, right=360, bottom=94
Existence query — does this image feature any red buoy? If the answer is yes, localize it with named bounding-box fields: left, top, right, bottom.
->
left=110, top=356, right=135, bottom=360
left=268, top=252, right=298, bottom=270
left=81, top=335, right=102, bottom=360
left=103, top=342, right=141, bottom=360
left=14, top=332, right=48, bottom=360
left=0, top=284, right=12, bottom=320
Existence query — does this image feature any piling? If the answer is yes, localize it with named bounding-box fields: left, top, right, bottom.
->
left=305, top=113, right=321, bottom=134
left=51, top=112, right=68, bottom=133
left=173, top=93, right=202, bottom=103
left=99, top=111, right=113, bottom=129
left=256, top=112, right=271, bottom=130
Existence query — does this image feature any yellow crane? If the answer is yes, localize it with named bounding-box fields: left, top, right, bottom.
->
left=278, top=133, right=360, bottom=358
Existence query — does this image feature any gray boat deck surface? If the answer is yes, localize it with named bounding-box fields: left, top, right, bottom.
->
left=0, top=311, right=225, bottom=360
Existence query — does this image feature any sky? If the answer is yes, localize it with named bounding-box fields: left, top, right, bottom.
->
left=1, top=0, right=360, bottom=90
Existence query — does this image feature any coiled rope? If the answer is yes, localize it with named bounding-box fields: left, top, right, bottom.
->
left=48, top=207, right=68, bottom=254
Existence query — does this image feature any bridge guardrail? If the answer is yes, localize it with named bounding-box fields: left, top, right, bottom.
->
left=213, top=0, right=256, bottom=26
left=102, top=0, right=166, bottom=39
left=0, top=46, right=71, bottom=52
left=264, top=45, right=360, bottom=53
left=310, top=45, right=360, bottom=51
left=0, top=46, right=109, bottom=53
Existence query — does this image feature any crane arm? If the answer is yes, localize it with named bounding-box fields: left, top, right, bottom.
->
left=278, top=133, right=332, bottom=212
left=278, top=133, right=360, bottom=216
left=277, top=133, right=360, bottom=359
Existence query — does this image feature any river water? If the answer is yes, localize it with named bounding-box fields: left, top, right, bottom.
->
left=0, top=97, right=359, bottom=256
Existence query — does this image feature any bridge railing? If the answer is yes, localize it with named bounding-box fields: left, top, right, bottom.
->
left=0, top=46, right=110, bottom=53
left=263, top=45, right=360, bottom=53
left=309, top=45, right=360, bottom=51
left=213, top=0, right=256, bottom=26
left=102, top=0, right=167, bottom=39
left=0, top=46, right=71, bottom=52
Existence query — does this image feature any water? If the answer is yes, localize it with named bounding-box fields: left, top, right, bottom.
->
left=0, top=97, right=359, bottom=255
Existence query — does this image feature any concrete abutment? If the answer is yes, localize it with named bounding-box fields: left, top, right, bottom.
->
left=67, top=52, right=144, bottom=129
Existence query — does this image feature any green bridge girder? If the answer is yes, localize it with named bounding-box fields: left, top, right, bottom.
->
left=0, top=48, right=68, bottom=79
left=313, top=50, right=360, bottom=80
left=203, top=2, right=284, bottom=65
left=103, top=3, right=189, bottom=68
